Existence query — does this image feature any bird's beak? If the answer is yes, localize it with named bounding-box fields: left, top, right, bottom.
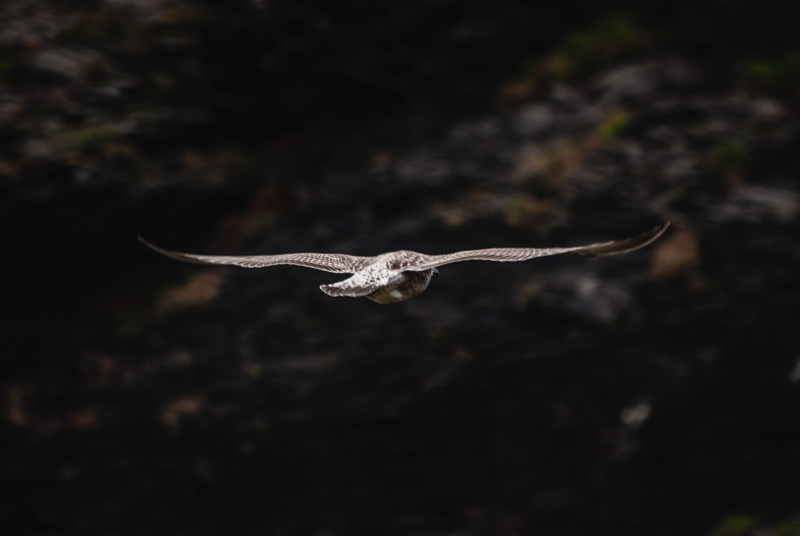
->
left=432, top=268, right=439, bottom=276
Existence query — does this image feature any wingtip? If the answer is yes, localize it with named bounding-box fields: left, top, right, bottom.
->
left=137, top=235, right=179, bottom=260
left=585, top=220, right=671, bottom=257
left=651, top=220, right=671, bottom=241
left=137, top=235, right=159, bottom=251
left=635, top=220, right=671, bottom=249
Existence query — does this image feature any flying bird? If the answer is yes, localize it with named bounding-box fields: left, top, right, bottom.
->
left=139, top=222, right=669, bottom=304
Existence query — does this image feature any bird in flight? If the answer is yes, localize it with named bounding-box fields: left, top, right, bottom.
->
left=139, top=222, right=669, bottom=304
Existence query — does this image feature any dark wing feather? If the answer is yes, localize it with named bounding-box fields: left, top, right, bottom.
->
left=407, top=222, right=669, bottom=270
left=138, top=237, right=370, bottom=273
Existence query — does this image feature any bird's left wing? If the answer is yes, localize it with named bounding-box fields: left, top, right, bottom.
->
left=406, top=222, right=669, bottom=270
left=138, top=237, right=370, bottom=273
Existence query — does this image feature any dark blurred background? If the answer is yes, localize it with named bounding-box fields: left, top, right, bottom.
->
left=2, top=1, right=800, bottom=534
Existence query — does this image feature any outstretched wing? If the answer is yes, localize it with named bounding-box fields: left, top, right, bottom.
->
left=138, top=237, right=370, bottom=273
left=407, top=222, right=669, bottom=270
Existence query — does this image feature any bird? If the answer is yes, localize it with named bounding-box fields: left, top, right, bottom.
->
left=139, top=221, right=669, bottom=304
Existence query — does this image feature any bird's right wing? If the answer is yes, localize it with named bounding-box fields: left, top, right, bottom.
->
left=408, top=222, right=669, bottom=270
left=138, top=237, right=370, bottom=273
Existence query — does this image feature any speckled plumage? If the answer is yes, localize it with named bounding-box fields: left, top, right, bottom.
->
left=139, top=222, right=669, bottom=304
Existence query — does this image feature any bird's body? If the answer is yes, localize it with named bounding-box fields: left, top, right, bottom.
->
left=316, top=251, right=437, bottom=303
left=139, top=222, right=669, bottom=304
